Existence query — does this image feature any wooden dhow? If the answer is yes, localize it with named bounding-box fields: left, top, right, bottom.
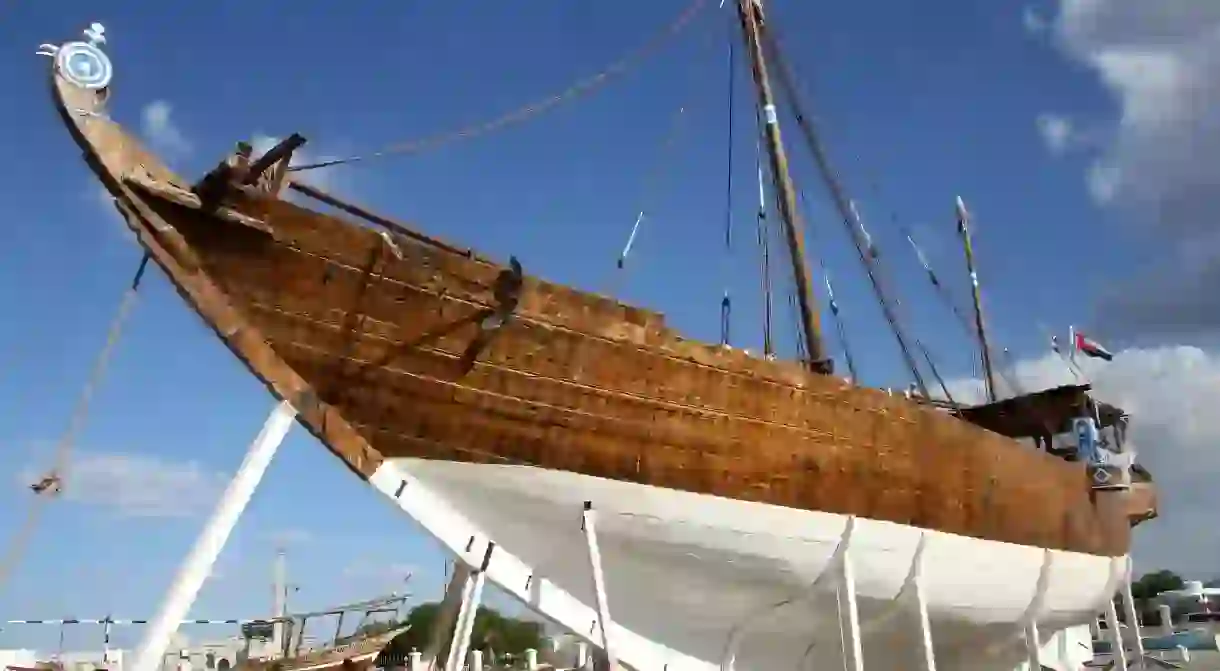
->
left=44, top=5, right=1157, bottom=670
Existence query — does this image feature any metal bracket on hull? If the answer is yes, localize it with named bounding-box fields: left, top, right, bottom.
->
left=582, top=502, right=617, bottom=671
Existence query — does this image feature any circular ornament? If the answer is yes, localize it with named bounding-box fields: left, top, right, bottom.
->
left=57, top=41, right=113, bottom=90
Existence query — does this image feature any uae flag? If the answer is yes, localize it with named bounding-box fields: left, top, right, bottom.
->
left=1074, top=331, right=1114, bottom=361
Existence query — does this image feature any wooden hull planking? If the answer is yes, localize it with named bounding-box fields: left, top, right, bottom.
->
left=50, top=63, right=1130, bottom=559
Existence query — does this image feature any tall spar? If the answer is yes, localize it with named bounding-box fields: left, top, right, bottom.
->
left=735, top=0, right=832, bottom=374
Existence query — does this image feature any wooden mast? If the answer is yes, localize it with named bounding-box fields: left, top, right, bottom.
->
left=735, top=0, right=831, bottom=374
left=955, top=196, right=997, bottom=402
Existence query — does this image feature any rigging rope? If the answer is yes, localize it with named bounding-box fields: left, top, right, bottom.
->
left=0, top=253, right=150, bottom=594
left=610, top=15, right=720, bottom=303
left=903, top=228, right=1025, bottom=397
left=821, top=270, right=857, bottom=382
left=719, top=12, right=736, bottom=347
left=793, top=188, right=857, bottom=382
left=289, top=0, right=712, bottom=173
left=753, top=132, right=775, bottom=356
left=759, top=27, right=931, bottom=397
left=613, top=103, right=689, bottom=272
left=753, top=22, right=1016, bottom=405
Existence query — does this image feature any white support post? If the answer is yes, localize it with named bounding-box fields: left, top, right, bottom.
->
left=524, top=648, right=537, bottom=671
left=1121, top=579, right=1146, bottom=661
left=272, top=549, right=287, bottom=657
left=130, top=401, right=296, bottom=671
left=582, top=501, right=616, bottom=671
left=1023, top=622, right=1042, bottom=669
left=912, top=568, right=937, bottom=671
left=424, top=563, right=473, bottom=671
left=1104, top=600, right=1128, bottom=671
left=835, top=547, right=864, bottom=671
left=1158, top=604, right=1173, bottom=637
left=719, top=626, right=744, bottom=671
left=469, top=649, right=483, bottom=671
left=102, top=619, right=113, bottom=666
left=409, top=650, right=423, bottom=671
left=445, top=544, right=494, bottom=671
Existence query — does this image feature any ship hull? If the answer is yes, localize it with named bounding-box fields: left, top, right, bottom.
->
left=45, top=43, right=1129, bottom=671
left=50, top=65, right=1129, bottom=556
left=389, top=458, right=1117, bottom=671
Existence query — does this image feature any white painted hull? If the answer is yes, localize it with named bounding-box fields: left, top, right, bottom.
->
left=372, top=459, right=1124, bottom=671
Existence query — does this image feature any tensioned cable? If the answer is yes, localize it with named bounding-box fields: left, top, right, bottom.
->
left=289, top=0, right=712, bottom=173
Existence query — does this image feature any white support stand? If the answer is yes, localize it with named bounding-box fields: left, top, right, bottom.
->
left=910, top=550, right=937, bottom=671
left=367, top=460, right=714, bottom=671
left=981, top=550, right=1053, bottom=661
left=425, top=563, right=473, bottom=671
left=835, top=541, right=864, bottom=671
left=852, top=533, right=935, bottom=670
left=1104, top=600, right=1129, bottom=671
left=445, top=544, right=494, bottom=671
left=469, top=649, right=483, bottom=671
left=524, top=648, right=537, bottom=671
left=272, top=549, right=287, bottom=657
left=1159, top=604, right=1174, bottom=637
left=1121, top=578, right=1146, bottom=661
left=1023, top=623, right=1042, bottom=669
left=793, top=518, right=856, bottom=671
left=582, top=502, right=617, bottom=671
left=102, top=619, right=113, bottom=667
left=409, top=650, right=423, bottom=671
left=129, top=401, right=297, bottom=671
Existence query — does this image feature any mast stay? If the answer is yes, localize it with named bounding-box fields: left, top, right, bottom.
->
left=955, top=197, right=998, bottom=403
left=749, top=7, right=935, bottom=394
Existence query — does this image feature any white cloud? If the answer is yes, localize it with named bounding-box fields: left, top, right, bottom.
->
left=22, top=451, right=229, bottom=518
left=1035, top=113, right=1075, bottom=154
left=1036, top=1, right=1220, bottom=335
left=140, top=100, right=192, bottom=157
left=950, top=345, right=1220, bottom=576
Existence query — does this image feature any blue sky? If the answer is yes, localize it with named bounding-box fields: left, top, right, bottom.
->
left=0, top=0, right=1209, bottom=653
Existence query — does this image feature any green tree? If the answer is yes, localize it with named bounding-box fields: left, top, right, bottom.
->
left=1130, top=569, right=1185, bottom=601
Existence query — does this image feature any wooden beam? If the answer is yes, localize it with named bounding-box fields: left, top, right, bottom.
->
left=287, top=181, right=474, bottom=258
left=244, top=133, right=307, bottom=186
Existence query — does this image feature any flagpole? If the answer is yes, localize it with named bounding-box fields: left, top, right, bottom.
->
left=1066, top=325, right=1087, bottom=380
left=1042, top=323, right=1081, bottom=382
